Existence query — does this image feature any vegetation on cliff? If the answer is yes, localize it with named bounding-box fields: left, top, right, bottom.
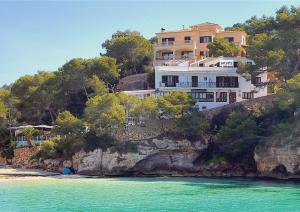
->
left=0, top=5, right=299, bottom=170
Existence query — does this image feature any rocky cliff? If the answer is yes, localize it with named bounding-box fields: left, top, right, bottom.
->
left=255, top=120, right=300, bottom=179
left=72, top=138, right=207, bottom=176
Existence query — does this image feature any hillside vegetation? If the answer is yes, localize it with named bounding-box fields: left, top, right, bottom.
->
left=0, top=6, right=299, bottom=168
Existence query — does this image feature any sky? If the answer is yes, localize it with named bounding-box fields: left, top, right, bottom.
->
left=0, top=0, right=298, bottom=86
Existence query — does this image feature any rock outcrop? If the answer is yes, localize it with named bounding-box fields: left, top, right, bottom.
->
left=255, top=120, right=300, bottom=178
left=72, top=138, right=208, bottom=176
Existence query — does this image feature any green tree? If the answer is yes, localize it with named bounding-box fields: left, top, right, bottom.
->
left=10, top=71, right=58, bottom=124
left=229, top=6, right=300, bottom=80
left=207, top=38, right=240, bottom=57
left=54, top=111, right=84, bottom=135
left=39, top=139, right=58, bottom=159
left=277, top=73, right=300, bottom=111
left=87, top=57, right=119, bottom=87
left=86, top=75, right=109, bottom=98
left=84, top=94, right=125, bottom=134
left=177, top=111, right=209, bottom=141
left=216, top=112, right=262, bottom=164
left=22, top=127, right=39, bottom=147
left=158, top=92, right=194, bottom=119
left=0, top=129, right=13, bottom=160
left=102, top=30, right=153, bottom=77
left=0, top=101, right=7, bottom=127
left=133, top=96, right=158, bottom=119
left=117, top=92, right=140, bottom=117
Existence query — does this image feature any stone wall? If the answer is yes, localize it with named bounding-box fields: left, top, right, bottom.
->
left=12, top=147, right=40, bottom=168
left=117, top=73, right=151, bottom=91
left=202, top=94, right=277, bottom=120
left=115, top=119, right=176, bottom=142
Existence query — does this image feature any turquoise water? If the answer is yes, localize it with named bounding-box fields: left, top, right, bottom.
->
left=0, top=177, right=300, bottom=212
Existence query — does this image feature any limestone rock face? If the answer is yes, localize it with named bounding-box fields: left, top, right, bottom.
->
left=255, top=145, right=300, bottom=176
left=255, top=122, right=300, bottom=178
left=72, top=138, right=207, bottom=176
left=43, top=159, right=63, bottom=172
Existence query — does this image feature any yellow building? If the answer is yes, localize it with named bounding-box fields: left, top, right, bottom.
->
left=154, top=22, right=247, bottom=66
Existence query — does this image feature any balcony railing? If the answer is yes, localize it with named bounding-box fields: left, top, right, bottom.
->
left=156, top=40, right=194, bottom=47
left=155, top=56, right=194, bottom=61
left=159, top=81, right=217, bottom=88
left=180, top=82, right=217, bottom=88
left=216, top=82, right=239, bottom=88
left=159, top=82, right=240, bottom=89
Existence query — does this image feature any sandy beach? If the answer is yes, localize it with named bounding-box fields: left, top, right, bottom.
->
left=0, top=166, right=91, bottom=180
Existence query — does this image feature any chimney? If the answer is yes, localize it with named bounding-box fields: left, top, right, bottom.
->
left=161, top=28, right=165, bottom=32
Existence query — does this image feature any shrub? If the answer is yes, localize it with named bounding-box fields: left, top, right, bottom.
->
left=158, top=91, right=195, bottom=119
left=84, top=132, right=116, bottom=152
left=55, top=135, right=85, bottom=159
left=216, top=112, right=263, bottom=165
left=177, top=111, right=209, bottom=141
left=40, top=140, right=58, bottom=159
left=110, top=142, right=138, bottom=154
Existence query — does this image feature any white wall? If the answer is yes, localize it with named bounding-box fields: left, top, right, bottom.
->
left=155, top=66, right=269, bottom=109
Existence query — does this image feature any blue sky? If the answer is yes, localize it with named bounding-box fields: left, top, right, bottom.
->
left=0, top=0, right=298, bottom=86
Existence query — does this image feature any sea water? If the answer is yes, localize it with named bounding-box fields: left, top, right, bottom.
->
left=0, top=177, right=300, bottom=211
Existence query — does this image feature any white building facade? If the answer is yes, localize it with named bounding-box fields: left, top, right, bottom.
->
left=155, top=57, right=268, bottom=110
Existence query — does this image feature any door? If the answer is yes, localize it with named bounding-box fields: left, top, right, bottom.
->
left=229, top=92, right=236, bottom=104
left=192, top=76, right=198, bottom=87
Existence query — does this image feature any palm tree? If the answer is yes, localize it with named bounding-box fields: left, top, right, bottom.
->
left=22, top=127, right=38, bottom=147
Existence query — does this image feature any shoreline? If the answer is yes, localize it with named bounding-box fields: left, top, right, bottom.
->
left=1, top=167, right=300, bottom=184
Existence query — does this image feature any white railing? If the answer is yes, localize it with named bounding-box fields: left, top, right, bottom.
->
left=156, top=40, right=194, bottom=47
left=159, top=81, right=217, bottom=88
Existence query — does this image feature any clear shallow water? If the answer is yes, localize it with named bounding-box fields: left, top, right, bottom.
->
left=0, top=177, right=300, bottom=212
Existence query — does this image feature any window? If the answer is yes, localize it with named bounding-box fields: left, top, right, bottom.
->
left=224, top=37, right=234, bottom=42
left=216, top=92, right=227, bottom=102
left=190, top=92, right=214, bottom=102
left=184, top=36, right=191, bottom=43
left=162, top=52, right=173, bottom=60
left=242, top=92, right=254, bottom=99
left=162, top=75, right=179, bottom=87
left=254, top=77, right=262, bottom=84
left=181, top=51, right=193, bottom=59
left=192, top=76, right=198, bottom=87
left=200, top=36, right=212, bottom=43
left=162, top=37, right=175, bottom=45
left=216, top=76, right=239, bottom=88
left=200, top=51, right=210, bottom=57
left=204, top=77, right=207, bottom=81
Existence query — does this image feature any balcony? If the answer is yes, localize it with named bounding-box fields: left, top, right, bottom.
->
left=216, top=82, right=239, bottom=88
left=155, top=56, right=194, bottom=66
left=159, top=81, right=217, bottom=88
left=155, top=56, right=194, bottom=61
left=155, top=40, right=194, bottom=48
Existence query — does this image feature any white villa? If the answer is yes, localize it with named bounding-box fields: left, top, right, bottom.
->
left=124, top=57, right=268, bottom=110
left=155, top=57, right=268, bottom=110
left=122, top=22, right=270, bottom=110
